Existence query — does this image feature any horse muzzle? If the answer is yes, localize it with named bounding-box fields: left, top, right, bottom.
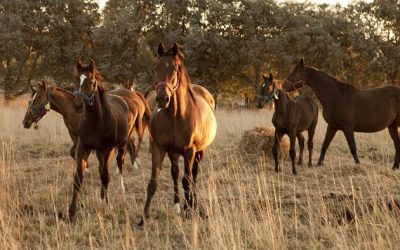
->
left=156, top=95, right=170, bottom=109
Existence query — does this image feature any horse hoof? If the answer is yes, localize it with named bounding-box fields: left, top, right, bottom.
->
left=292, top=171, right=298, bottom=175
left=136, top=218, right=145, bottom=229
left=392, top=166, right=399, bottom=170
left=115, top=167, right=121, bottom=175
left=133, top=161, right=139, bottom=170
left=308, top=163, right=312, bottom=167
left=173, top=203, right=181, bottom=214
left=317, top=162, right=323, bottom=166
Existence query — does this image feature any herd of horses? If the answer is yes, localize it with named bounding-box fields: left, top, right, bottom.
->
left=22, top=43, right=400, bottom=226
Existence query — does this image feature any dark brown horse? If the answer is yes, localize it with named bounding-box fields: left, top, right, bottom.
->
left=67, top=59, right=136, bottom=220
left=257, top=73, right=318, bottom=174
left=139, top=43, right=217, bottom=226
left=285, top=58, right=400, bottom=169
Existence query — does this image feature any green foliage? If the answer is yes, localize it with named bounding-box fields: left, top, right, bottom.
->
left=1, top=0, right=399, bottom=101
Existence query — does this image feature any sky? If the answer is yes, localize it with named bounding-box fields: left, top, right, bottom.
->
left=96, top=0, right=361, bottom=10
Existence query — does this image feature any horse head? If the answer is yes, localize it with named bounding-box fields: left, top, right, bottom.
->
left=23, top=80, right=51, bottom=128
left=285, top=58, right=307, bottom=91
left=256, top=73, right=281, bottom=109
left=154, top=42, right=184, bottom=109
left=73, top=59, right=99, bottom=112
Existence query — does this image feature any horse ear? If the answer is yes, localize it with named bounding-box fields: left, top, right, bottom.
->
left=39, top=80, right=46, bottom=89
left=276, top=80, right=283, bottom=90
left=269, top=73, right=273, bottom=82
left=262, top=73, right=268, bottom=80
left=89, top=58, right=96, bottom=73
left=172, top=43, right=179, bottom=56
left=300, top=58, right=305, bottom=66
left=76, top=59, right=84, bottom=72
left=158, top=42, right=164, bottom=56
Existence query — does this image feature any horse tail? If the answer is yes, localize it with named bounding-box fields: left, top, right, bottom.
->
left=136, top=92, right=152, bottom=128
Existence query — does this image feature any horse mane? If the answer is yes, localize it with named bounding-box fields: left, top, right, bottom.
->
left=310, top=67, right=356, bottom=94
left=52, top=86, right=75, bottom=98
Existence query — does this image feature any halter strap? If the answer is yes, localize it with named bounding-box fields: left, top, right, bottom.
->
left=285, top=66, right=307, bottom=91
left=154, top=69, right=181, bottom=93
left=73, top=80, right=97, bottom=106
left=257, top=87, right=279, bottom=106
left=29, top=87, right=52, bottom=113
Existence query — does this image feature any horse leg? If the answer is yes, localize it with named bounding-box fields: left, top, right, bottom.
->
left=288, top=131, right=297, bottom=175
left=343, top=128, right=360, bottom=164
left=192, top=150, right=204, bottom=210
left=307, top=122, right=316, bottom=167
left=183, top=148, right=196, bottom=214
left=127, top=138, right=138, bottom=170
left=68, top=142, right=90, bottom=221
left=296, top=132, right=305, bottom=165
left=168, top=152, right=181, bottom=214
left=318, top=125, right=337, bottom=166
left=116, top=144, right=128, bottom=193
left=138, top=143, right=166, bottom=226
left=388, top=123, right=400, bottom=169
left=100, top=149, right=113, bottom=203
left=272, top=130, right=284, bottom=173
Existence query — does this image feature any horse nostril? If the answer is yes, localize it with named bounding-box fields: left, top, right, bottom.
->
left=164, top=96, right=169, bottom=103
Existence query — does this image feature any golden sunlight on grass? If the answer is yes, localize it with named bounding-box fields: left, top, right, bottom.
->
left=0, top=103, right=399, bottom=248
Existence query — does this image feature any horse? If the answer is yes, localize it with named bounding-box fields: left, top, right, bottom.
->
left=257, top=73, right=318, bottom=175
left=285, top=58, right=400, bottom=169
left=138, top=43, right=217, bottom=226
left=22, top=81, right=147, bottom=170
left=67, top=59, right=137, bottom=221
left=23, top=81, right=80, bottom=159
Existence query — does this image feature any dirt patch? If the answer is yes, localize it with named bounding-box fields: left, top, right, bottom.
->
left=239, top=127, right=289, bottom=158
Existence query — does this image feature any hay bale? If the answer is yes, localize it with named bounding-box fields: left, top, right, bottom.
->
left=239, top=127, right=290, bottom=158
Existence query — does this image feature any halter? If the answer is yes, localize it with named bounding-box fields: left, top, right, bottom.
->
left=73, top=79, right=97, bottom=106
left=257, top=85, right=279, bottom=106
left=154, top=68, right=180, bottom=94
left=28, top=88, right=52, bottom=114
left=285, top=65, right=307, bottom=91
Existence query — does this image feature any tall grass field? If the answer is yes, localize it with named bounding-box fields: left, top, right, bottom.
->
left=0, top=98, right=399, bottom=249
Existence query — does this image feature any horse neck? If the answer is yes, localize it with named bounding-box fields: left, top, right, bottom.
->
left=83, top=87, right=109, bottom=122
left=49, top=87, right=75, bottom=117
left=273, top=89, right=291, bottom=114
left=306, top=67, right=337, bottom=107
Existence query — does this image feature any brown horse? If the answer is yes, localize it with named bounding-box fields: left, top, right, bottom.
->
left=23, top=82, right=80, bottom=159
left=145, top=83, right=215, bottom=210
left=139, top=43, right=217, bottom=226
left=22, top=81, right=146, bottom=170
left=67, top=59, right=136, bottom=220
left=285, top=58, right=400, bottom=169
left=257, top=73, right=318, bottom=175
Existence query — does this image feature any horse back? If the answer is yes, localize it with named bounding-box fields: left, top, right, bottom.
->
left=353, top=86, right=400, bottom=132
left=293, top=95, right=318, bottom=130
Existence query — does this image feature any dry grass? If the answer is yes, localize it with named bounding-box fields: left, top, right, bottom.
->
left=1, top=103, right=400, bottom=249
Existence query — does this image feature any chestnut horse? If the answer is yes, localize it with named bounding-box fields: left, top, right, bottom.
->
left=257, top=73, right=318, bottom=174
left=67, top=59, right=136, bottom=220
left=22, top=81, right=148, bottom=170
left=285, top=58, right=400, bottom=169
left=139, top=43, right=217, bottom=226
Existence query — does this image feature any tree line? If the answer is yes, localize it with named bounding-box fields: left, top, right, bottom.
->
left=1, top=0, right=399, bottom=102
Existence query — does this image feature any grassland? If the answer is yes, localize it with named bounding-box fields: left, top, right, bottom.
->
left=0, top=100, right=400, bottom=249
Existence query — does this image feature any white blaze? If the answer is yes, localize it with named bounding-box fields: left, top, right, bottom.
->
left=79, top=74, right=87, bottom=90
left=30, top=92, right=38, bottom=103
